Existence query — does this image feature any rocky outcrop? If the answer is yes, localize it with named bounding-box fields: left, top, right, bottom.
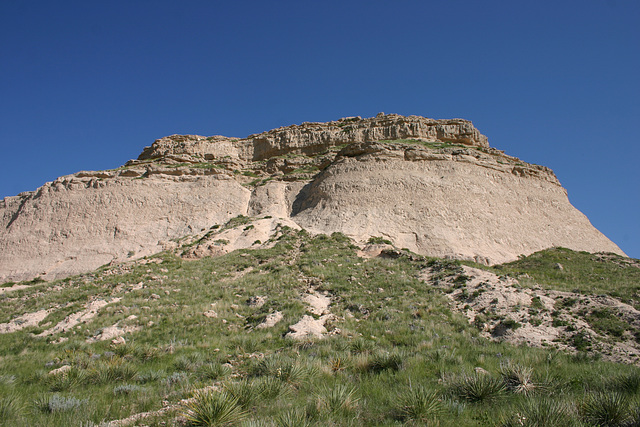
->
left=0, top=114, right=626, bottom=282
left=135, top=113, right=489, bottom=163
left=1, top=174, right=249, bottom=281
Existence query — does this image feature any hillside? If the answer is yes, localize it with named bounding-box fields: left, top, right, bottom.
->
left=0, top=114, right=636, bottom=426
left=0, top=224, right=639, bottom=426
left=0, top=114, right=624, bottom=283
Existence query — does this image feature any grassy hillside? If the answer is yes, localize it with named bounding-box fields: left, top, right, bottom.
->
left=1, top=228, right=639, bottom=426
left=493, top=247, right=640, bottom=308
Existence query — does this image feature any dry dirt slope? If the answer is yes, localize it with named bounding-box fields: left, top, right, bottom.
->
left=0, top=113, right=625, bottom=283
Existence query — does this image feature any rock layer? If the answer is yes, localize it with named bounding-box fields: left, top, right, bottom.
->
left=136, top=113, right=488, bottom=163
left=0, top=113, right=626, bottom=282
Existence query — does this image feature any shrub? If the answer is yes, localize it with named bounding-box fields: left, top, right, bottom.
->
left=34, top=394, right=87, bottom=413
left=251, top=356, right=309, bottom=386
left=367, top=236, right=392, bottom=245
left=162, top=371, right=190, bottom=389
left=256, top=376, right=290, bottom=400
left=44, top=370, right=85, bottom=392
left=609, top=371, right=640, bottom=394
left=136, top=369, right=165, bottom=384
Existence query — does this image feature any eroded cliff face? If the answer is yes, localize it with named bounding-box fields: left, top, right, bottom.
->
left=291, top=142, right=622, bottom=264
left=0, top=113, right=626, bottom=282
left=136, top=113, right=489, bottom=162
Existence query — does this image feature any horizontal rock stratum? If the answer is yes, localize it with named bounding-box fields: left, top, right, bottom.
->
left=0, top=113, right=625, bottom=282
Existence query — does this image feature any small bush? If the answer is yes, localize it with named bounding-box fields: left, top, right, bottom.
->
left=162, top=371, right=190, bottom=389
left=251, top=356, right=309, bottom=386
left=609, top=371, right=640, bottom=394
left=89, top=359, right=138, bottom=384
left=367, top=236, right=392, bottom=245
left=45, top=368, right=88, bottom=391
left=34, top=394, right=87, bottom=413
left=256, top=376, right=290, bottom=400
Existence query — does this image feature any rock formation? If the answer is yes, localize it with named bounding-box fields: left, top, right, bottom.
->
left=0, top=113, right=626, bottom=282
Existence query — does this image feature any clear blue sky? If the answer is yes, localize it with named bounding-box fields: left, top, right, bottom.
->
left=1, top=1, right=638, bottom=258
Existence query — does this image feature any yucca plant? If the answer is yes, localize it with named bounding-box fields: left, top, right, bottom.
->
left=44, top=367, right=88, bottom=391
left=500, top=362, right=537, bottom=396
left=88, top=358, right=138, bottom=384
left=450, top=372, right=505, bottom=403
left=223, top=379, right=263, bottom=409
left=502, top=397, right=573, bottom=427
left=182, top=390, right=246, bottom=426
left=609, top=371, right=640, bottom=394
left=360, top=349, right=404, bottom=374
left=256, top=376, right=290, bottom=400
left=316, top=384, right=360, bottom=416
left=328, top=355, right=349, bottom=372
left=252, top=356, right=309, bottom=386
left=136, top=369, right=165, bottom=384
left=580, top=392, right=632, bottom=427
left=0, top=394, right=23, bottom=422
left=395, top=384, right=444, bottom=423
left=274, top=408, right=312, bottom=427
left=198, top=363, right=231, bottom=380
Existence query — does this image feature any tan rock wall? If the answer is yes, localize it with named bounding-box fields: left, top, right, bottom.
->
left=0, top=175, right=250, bottom=282
left=291, top=145, right=625, bottom=264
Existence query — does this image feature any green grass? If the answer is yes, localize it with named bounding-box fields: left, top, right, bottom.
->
left=1, top=231, right=639, bottom=425
left=493, top=247, right=640, bottom=307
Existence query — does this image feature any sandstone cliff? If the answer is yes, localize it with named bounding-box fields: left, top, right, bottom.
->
left=0, top=114, right=625, bottom=282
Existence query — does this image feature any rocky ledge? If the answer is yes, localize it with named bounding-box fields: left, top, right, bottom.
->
left=136, top=113, right=489, bottom=163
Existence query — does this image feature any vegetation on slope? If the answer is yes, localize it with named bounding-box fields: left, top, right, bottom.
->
left=1, top=229, right=639, bottom=426
left=493, top=247, right=640, bottom=308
